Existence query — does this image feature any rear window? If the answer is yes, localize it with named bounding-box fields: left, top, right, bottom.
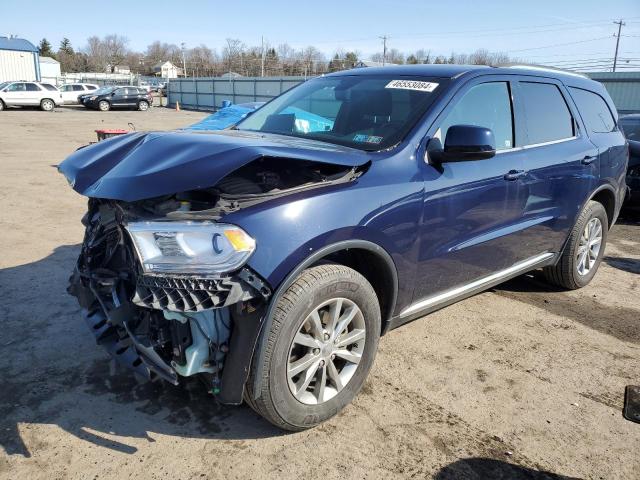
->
left=41, top=84, right=58, bottom=91
left=520, top=82, right=574, bottom=145
left=569, top=87, right=616, bottom=134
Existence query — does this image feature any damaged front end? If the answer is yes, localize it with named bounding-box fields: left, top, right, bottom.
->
left=62, top=130, right=369, bottom=403
left=69, top=198, right=269, bottom=402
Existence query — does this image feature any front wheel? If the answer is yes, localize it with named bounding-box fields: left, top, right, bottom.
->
left=98, top=100, right=110, bottom=112
left=543, top=200, right=608, bottom=289
left=246, top=264, right=381, bottom=430
left=40, top=98, right=55, bottom=111
left=138, top=100, right=149, bottom=111
left=0, top=100, right=5, bottom=111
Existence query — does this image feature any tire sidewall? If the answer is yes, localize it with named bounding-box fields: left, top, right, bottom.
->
left=138, top=100, right=149, bottom=111
left=268, top=274, right=380, bottom=428
left=0, top=100, right=4, bottom=111
left=41, top=99, right=54, bottom=111
left=570, top=202, right=608, bottom=287
left=98, top=100, right=110, bottom=111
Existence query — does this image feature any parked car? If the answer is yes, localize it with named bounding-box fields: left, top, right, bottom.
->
left=0, top=81, right=63, bottom=111
left=58, top=83, right=99, bottom=105
left=619, top=114, right=640, bottom=206
left=59, top=65, right=628, bottom=430
left=81, top=86, right=153, bottom=111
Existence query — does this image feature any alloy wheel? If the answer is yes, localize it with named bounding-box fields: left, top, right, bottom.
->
left=576, top=217, right=603, bottom=276
left=41, top=99, right=54, bottom=111
left=287, top=297, right=366, bottom=405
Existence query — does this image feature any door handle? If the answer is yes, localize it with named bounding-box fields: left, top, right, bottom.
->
left=504, top=169, right=527, bottom=181
left=581, top=155, right=597, bottom=165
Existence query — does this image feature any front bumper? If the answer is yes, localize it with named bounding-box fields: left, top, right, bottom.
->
left=68, top=200, right=271, bottom=403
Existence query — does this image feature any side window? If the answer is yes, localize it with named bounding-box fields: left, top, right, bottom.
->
left=85, top=85, right=97, bottom=90
left=620, top=118, right=640, bottom=140
left=114, top=88, right=126, bottom=96
left=41, top=84, right=57, bottom=91
left=60, top=85, right=71, bottom=92
left=568, top=87, right=616, bottom=134
left=72, top=85, right=84, bottom=91
left=520, top=82, right=574, bottom=145
left=436, top=82, right=514, bottom=151
left=6, top=83, right=24, bottom=91
left=25, top=83, right=40, bottom=91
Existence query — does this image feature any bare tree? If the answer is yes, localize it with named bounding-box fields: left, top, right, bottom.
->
left=103, top=34, right=129, bottom=72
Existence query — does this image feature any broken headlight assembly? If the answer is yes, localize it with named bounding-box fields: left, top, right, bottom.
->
left=125, top=221, right=256, bottom=275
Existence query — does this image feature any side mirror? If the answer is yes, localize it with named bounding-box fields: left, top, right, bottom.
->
left=430, top=125, right=496, bottom=163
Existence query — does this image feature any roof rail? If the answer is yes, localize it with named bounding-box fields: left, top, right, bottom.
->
left=496, top=63, right=588, bottom=78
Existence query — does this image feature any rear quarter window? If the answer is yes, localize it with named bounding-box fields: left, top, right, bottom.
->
left=41, top=84, right=58, bottom=91
left=519, top=82, right=574, bottom=145
left=569, top=87, right=616, bottom=134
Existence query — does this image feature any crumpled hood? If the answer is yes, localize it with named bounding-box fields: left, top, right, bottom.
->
left=58, top=129, right=370, bottom=201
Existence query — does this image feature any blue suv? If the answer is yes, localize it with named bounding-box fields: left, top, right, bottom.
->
left=59, top=65, right=628, bottom=430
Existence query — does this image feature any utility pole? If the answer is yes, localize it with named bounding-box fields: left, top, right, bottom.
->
left=261, top=36, right=265, bottom=77
left=181, top=42, right=187, bottom=78
left=613, top=19, right=625, bottom=72
left=379, top=35, right=389, bottom=66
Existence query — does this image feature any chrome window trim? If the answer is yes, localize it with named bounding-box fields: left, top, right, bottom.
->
left=495, top=135, right=579, bottom=154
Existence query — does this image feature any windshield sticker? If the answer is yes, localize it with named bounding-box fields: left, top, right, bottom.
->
left=385, top=80, right=439, bottom=92
left=353, top=134, right=383, bottom=144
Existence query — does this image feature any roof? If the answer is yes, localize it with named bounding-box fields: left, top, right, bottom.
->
left=39, top=56, right=59, bottom=64
left=325, top=63, right=602, bottom=89
left=153, top=61, right=176, bottom=69
left=0, top=36, right=38, bottom=52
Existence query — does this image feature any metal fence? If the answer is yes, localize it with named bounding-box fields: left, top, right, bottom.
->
left=167, top=76, right=308, bottom=111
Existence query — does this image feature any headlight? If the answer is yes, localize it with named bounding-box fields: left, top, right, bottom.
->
left=89, top=96, right=97, bottom=100
left=125, top=221, right=256, bottom=275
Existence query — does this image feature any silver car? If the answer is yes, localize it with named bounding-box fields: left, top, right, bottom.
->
left=0, top=81, right=63, bottom=111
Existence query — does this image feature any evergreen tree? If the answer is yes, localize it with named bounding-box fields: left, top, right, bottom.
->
left=59, top=38, right=74, bottom=55
left=38, top=38, right=55, bottom=58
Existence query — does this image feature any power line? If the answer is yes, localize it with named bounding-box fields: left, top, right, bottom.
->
left=506, top=36, right=614, bottom=53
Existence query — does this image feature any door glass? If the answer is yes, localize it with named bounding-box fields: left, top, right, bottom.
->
left=435, top=82, right=514, bottom=151
left=7, top=83, right=26, bottom=92
left=520, top=82, right=574, bottom=144
left=568, top=87, right=616, bottom=134
left=72, top=85, right=84, bottom=91
left=25, top=83, right=40, bottom=91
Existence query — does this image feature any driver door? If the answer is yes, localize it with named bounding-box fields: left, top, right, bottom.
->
left=411, top=78, right=528, bottom=308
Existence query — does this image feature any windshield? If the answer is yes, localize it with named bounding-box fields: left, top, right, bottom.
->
left=0, top=81, right=10, bottom=91
left=236, top=75, right=448, bottom=150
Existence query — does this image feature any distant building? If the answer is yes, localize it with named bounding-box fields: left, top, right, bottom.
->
left=113, top=65, right=130, bottom=74
left=0, top=36, right=40, bottom=82
left=153, top=61, right=182, bottom=79
left=39, top=56, right=60, bottom=84
left=587, top=71, right=640, bottom=114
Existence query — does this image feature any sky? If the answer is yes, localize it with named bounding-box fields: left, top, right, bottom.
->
left=2, top=0, right=639, bottom=71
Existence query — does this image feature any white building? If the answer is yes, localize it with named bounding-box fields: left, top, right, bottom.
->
left=153, top=61, right=182, bottom=79
left=39, top=56, right=60, bottom=84
left=0, top=36, right=40, bottom=82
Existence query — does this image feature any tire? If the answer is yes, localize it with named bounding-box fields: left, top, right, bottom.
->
left=98, top=100, right=110, bottom=112
left=138, top=100, right=149, bottom=111
left=40, top=98, right=55, bottom=111
left=245, top=264, right=381, bottom=430
left=0, top=100, right=4, bottom=111
left=543, top=200, right=608, bottom=289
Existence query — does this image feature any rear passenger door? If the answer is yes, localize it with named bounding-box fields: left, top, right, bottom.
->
left=513, top=78, right=598, bottom=256
left=24, top=83, right=42, bottom=104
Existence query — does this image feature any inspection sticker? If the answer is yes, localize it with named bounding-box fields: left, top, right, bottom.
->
left=353, top=134, right=383, bottom=144
left=385, top=80, right=439, bottom=92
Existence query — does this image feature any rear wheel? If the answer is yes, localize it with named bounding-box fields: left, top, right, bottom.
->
left=40, top=99, right=55, bottom=111
left=245, top=264, right=381, bottom=430
left=543, top=200, right=608, bottom=289
left=98, top=100, right=110, bottom=112
left=138, top=100, right=149, bottom=111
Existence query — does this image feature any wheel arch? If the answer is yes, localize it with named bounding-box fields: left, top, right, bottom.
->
left=588, top=184, right=617, bottom=228
left=249, top=239, right=398, bottom=401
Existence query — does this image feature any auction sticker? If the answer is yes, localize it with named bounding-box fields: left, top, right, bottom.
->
left=385, top=80, right=439, bottom=92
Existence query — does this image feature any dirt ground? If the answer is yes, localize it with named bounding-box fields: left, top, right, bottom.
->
left=1, top=106, right=639, bottom=480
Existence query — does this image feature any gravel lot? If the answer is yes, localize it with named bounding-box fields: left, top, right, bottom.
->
left=1, top=106, right=639, bottom=480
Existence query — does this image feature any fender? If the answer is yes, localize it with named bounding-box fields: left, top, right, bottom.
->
left=249, top=239, right=398, bottom=400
